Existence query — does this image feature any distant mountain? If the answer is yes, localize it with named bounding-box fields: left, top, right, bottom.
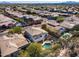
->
left=0, top=1, right=12, bottom=4
left=0, top=1, right=79, bottom=5
left=61, top=1, right=79, bottom=5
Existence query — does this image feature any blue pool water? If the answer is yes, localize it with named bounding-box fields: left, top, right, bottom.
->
left=43, top=43, right=51, bottom=49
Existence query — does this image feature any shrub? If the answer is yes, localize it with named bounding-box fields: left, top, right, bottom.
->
left=27, top=43, right=42, bottom=57
left=56, top=16, right=64, bottom=22
left=18, top=50, right=29, bottom=57
left=9, top=26, right=22, bottom=34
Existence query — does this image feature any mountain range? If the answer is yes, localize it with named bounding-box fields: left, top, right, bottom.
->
left=0, top=1, right=79, bottom=5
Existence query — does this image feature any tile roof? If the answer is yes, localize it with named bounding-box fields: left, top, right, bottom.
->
left=0, top=34, right=29, bottom=56
left=24, top=27, right=48, bottom=36
left=0, top=14, right=16, bottom=26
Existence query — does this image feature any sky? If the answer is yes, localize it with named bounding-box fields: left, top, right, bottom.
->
left=0, top=0, right=79, bottom=3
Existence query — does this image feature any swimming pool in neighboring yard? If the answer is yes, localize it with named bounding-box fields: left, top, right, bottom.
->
left=42, top=41, right=52, bottom=49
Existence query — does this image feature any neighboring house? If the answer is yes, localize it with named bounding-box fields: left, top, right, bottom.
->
left=5, top=7, right=12, bottom=11
left=36, top=10, right=52, bottom=17
left=51, top=12, right=60, bottom=17
left=0, top=34, right=29, bottom=57
left=46, top=20, right=65, bottom=35
left=60, top=15, right=79, bottom=29
left=0, top=14, right=16, bottom=27
left=6, top=10, right=43, bottom=25
left=6, top=10, right=24, bottom=18
left=47, top=20, right=60, bottom=27
left=60, top=21, right=75, bottom=29
left=21, top=15, right=43, bottom=25
left=24, top=27, right=48, bottom=42
left=59, top=13, right=71, bottom=17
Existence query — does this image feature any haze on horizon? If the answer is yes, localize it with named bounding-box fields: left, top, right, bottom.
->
left=0, top=0, right=79, bottom=3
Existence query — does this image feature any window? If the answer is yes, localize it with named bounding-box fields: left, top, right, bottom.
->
left=40, top=35, right=42, bottom=37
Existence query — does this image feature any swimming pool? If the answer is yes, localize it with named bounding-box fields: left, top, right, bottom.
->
left=42, top=43, right=52, bottom=49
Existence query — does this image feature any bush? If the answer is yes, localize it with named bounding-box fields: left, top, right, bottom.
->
left=76, top=14, right=79, bottom=17
left=18, top=50, right=29, bottom=57
left=41, top=24, right=47, bottom=30
left=26, top=10, right=31, bottom=14
left=56, top=16, right=64, bottom=22
left=27, top=43, right=42, bottom=57
left=9, top=26, right=22, bottom=34
left=15, top=18, right=24, bottom=22
left=52, top=43, right=61, bottom=52
left=72, top=24, right=79, bottom=31
left=40, top=50, right=51, bottom=57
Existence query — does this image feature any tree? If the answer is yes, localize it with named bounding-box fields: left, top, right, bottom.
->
left=18, top=50, right=29, bottom=57
left=40, top=49, right=51, bottom=57
left=27, top=43, right=42, bottom=57
left=41, top=24, right=47, bottom=30
left=76, top=14, right=79, bottom=17
left=9, top=26, right=22, bottom=34
left=68, top=44, right=77, bottom=57
left=56, top=16, right=64, bottom=22
left=26, top=10, right=31, bottom=14
left=52, top=43, right=61, bottom=52
left=15, top=18, right=24, bottom=22
left=72, top=24, right=79, bottom=31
